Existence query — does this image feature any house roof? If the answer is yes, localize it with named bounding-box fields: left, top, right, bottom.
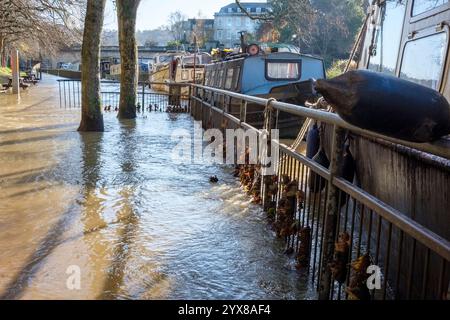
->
left=217, top=2, right=270, bottom=15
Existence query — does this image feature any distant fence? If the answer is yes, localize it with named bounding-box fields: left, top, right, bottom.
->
left=57, top=79, right=190, bottom=110
left=45, top=69, right=81, bottom=79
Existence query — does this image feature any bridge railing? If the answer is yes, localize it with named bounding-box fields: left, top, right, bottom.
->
left=189, top=83, right=450, bottom=300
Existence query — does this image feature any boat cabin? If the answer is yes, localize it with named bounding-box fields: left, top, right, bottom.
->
left=204, top=52, right=325, bottom=101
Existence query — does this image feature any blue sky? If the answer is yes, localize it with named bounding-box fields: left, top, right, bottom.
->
left=103, top=0, right=267, bottom=31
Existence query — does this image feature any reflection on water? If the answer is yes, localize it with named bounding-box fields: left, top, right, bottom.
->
left=0, top=75, right=315, bottom=299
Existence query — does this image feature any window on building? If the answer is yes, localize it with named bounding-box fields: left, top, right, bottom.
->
left=256, top=7, right=261, bottom=13
left=236, top=17, right=241, bottom=27
left=225, top=68, right=234, bottom=89
left=413, top=0, right=449, bottom=16
left=227, top=30, right=232, bottom=39
left=400, top=32, right=448, bottom=90
left=368, top=0, right=407, bottom=75
left=266, top=61, right=301, bottom=80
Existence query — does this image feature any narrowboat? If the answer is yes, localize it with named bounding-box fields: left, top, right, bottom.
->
left=149, top=52, right=184, bottom=92
left=150, top=52, right=211, bottom=95
left=203, top=45, right=325, bottom=138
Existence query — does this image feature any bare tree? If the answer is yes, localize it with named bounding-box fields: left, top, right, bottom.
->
left=235, top=0, right=273, bottom=21
left=78, top=0, right=106, bottom=132
left=168, top=11, right=187, bottom=43
left=116, top=0, right=141, bottom=119
left=0, top=0, right=85, bottom=66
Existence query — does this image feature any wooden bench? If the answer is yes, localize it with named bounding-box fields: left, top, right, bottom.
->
left=2, top=78, right=12, bottom=89
left=2, top=78, right=31, bottom=90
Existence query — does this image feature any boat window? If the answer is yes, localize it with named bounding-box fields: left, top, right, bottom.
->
left=216, top=69, right=224, bottom=87
left=234, top=67, right=241, bottom=90
left=183, top=56, right=201, bottom=65
left=368, top=0, right=407, bottom=75
left=413, top=0, right=448, bottom=16
left=205, top=70, right=211, bottom=85
left=266, top=61, right=301, bottom=80
left=181, top=70, right=189, bottom=81
left=212, top=70, right=218, bottom=86
left=400, top=32, right=448, bottom=90
left=225, top=68, right=234, bottom=89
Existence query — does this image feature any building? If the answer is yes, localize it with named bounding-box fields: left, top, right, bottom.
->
left=214, top=2, right=270, bottom=48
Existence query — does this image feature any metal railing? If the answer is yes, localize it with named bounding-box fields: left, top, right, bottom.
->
left=57, top=79, right=190, bottom=111
left=56, top=78, right=449, bottom=300
left=189, top=83, right=450, bottom=300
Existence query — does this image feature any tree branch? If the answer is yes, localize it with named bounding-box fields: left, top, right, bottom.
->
left=234, top=0, right=273, bottom=21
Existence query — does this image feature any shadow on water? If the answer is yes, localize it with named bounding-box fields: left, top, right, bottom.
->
left=0, top=130, right=104, bottom=299
left=0, top=133, right=62, bottom=148
left=0, top=123, right=75, bottom=135
left=97, top=119, right=140, bottom=299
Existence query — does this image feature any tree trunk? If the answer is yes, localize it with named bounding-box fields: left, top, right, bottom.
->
left=0, top=36, right=5, bottom=67
left=78, top=0, right=106, bottom=132
left=117, top=0, right=141, bottom=119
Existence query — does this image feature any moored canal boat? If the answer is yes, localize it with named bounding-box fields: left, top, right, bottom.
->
left=203, top=45, right=326, bottom=138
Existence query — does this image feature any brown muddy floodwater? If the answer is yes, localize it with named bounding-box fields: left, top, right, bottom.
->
left=0, top=75, right=315, bottom=300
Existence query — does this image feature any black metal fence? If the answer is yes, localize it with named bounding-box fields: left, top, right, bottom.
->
left=57, top=80, right=190, bottom=110
left=190, top=84, right=450, bottom=300
left=56, top=78, right=450, bottom=300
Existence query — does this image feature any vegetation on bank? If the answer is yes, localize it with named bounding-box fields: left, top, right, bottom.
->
left=325, top=58, right=359, bottom=79
left=242, top=0, right=366, bottom=68
left=0, top=67, right=26, bottom=82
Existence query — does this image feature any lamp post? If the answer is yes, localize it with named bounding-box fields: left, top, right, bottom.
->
left=11, top=49, right=20, bottom=95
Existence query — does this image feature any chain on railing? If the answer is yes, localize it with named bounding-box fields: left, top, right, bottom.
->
left=189, top=83, right=450, bottom=300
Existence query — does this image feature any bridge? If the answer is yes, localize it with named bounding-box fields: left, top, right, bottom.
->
left=47, top=45, right=172, bottom=69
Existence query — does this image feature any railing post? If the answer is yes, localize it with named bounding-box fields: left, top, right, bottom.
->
left=261, top=99, right=276, bottom=211
left=239, top=100, right=247, bottom=124
left=318, top=125, right=347, bottom=300
left=58, top=81, right=62, bottom=109
left=141, top=83, right=145, bottom=109
left=188, top=85, right=192, bottom=116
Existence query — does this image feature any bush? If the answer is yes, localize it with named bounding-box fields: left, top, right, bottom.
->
left=326, top=59, right=357, bottom=78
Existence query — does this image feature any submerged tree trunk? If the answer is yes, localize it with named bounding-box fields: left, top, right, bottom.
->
left=78, top=0, right=106, bottom=132
left=117, top=0, right=140, bottom=119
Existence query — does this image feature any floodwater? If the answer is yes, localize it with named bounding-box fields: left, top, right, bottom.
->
left=0, top=75, right=315, bottom=300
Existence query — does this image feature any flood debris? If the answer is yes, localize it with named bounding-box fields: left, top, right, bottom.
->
left=296, top=226, right=311, bottom=269
left=209, top=175, right=219, bottom=183
left=346, top=254, right=372, bottom=300
left=329, top=232, right=351, bottom=284
left=166, top=105, right=188, bottom=113
left=275, top=176, right=303, bottom=238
